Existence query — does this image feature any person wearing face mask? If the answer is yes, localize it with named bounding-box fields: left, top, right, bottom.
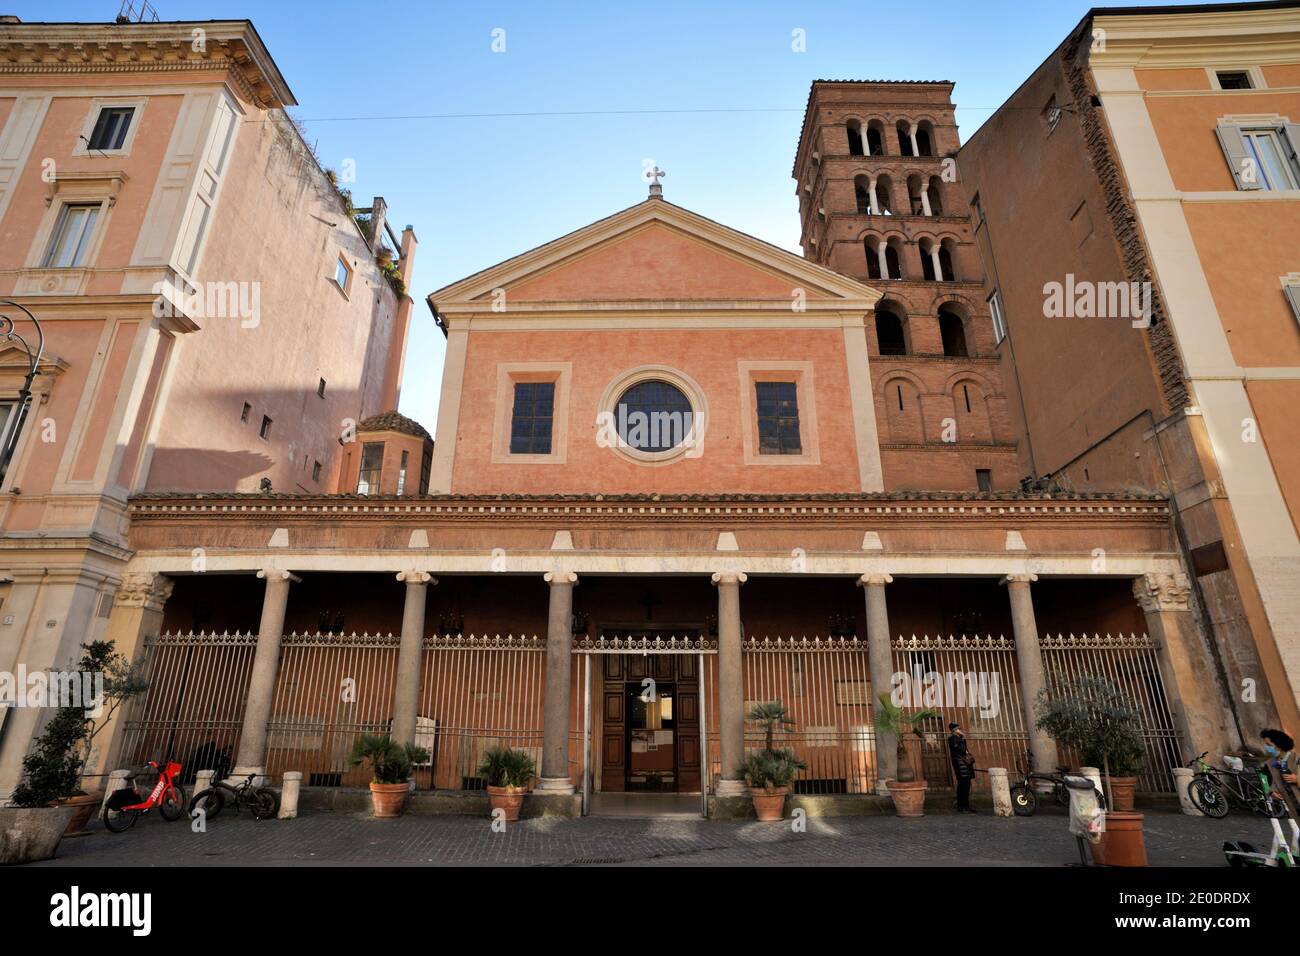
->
left=1259, top=728, right=1298, bottom=823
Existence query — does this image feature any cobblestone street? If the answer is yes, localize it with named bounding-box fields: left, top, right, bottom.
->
left=33, top=808, right=1232, bottom=867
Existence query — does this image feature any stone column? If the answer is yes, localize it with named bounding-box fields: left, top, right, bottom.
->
left=919, top=188, right=933, bottom=217
left=712, top=571, right=747, bottom=797
left=930, top=246, right=945, bottom=282
left=391, top=571, right=433, bottom=746
left=876, top=244, right=891, bottom=280
left=868, top=178, right=880, bottom=216
left=1002, top=573, right=1057, bottom=774
left=1133, top=572, right=1235, bottom=758
left=909, top=128, right=920, bottom=157
left=858, top=573, right=897, bottom=792
left=537, top=571, right=577, bottom=793
left=233, top=568, right=299, bottom=778
left=93, top=572, right=174, bottom=779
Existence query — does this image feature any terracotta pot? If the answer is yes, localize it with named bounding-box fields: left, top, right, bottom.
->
left=486, top=785, right=527, bottom=822
left=1091, top=811, right=1146, bottom=867
left=1105, top=776, right=1138, bottom=811
left=368, top=781, right=410, bottom=818
left=886, top=779, right=928, bottom=817
left=59, top=791, right=104, bottom=837
left=748, top=786, right=789, bottom=822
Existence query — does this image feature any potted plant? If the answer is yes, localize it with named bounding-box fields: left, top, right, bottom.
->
left=478, top=746, right=535, bottom=822
left=5, top=640, right=147, bottom=844
left=1036, top=675, right=1147, bottom=866
left=737, top=702, right=806, bottom=822
left=349, top=734, right=428, bottom=818
left=874, top=695, right=941, bottom=817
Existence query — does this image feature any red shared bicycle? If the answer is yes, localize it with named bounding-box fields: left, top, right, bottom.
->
left=101, top=760, right=187, bottom=833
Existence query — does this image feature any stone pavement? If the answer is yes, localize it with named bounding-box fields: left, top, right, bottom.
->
left=32, top=807, right=1236, bottom=867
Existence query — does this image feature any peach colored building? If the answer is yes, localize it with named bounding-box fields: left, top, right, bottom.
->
left=0, top=17, right=418, bottom=794
left=957, top=0, right=1300, bottom=740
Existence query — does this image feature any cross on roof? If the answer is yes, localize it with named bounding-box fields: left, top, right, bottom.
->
left=646, top=166, right=666, bottom=198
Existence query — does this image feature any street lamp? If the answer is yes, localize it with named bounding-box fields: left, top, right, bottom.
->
left=0, top=300, right=44, bottom=485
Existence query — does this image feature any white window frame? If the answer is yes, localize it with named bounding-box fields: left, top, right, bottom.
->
left=1283, top=274, right=1300, bottom=327
left=1207, top=66, right=1267, bottom=91
left=988, top=289, right=1007, bottom=345
left=333, top=254, right=353, bottom=297
left=73, top=98, right=147, bottom=157
left=1241, top=127, right=1300, bottom=190
left=42, top=201, right=103, bottom=268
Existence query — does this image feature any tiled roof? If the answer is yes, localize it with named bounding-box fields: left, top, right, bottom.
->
left=357, top=410, right=432, bottom=441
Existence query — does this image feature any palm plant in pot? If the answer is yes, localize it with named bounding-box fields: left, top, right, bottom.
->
left=873, top=695, right=941, bottom=817
left=478, top=746, right=535, bottom=822
left=349, top=734, right=428, bottom=818
left=1036, top=675, right=1147, bottom=866
left=738, top=702, right=806, bottom=821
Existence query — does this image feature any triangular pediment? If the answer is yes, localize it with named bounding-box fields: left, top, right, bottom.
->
left=429, top=199, right=879, bottom=315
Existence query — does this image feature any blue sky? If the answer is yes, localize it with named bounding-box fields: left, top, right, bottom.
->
left=18, top=0, right=1197, bottom=432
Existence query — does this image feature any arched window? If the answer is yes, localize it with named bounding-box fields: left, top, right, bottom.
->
left=920, top=239, right=937, bottom=281
left=874, top=175, right=893, bottom=215
left=896, top=120, right=915, bottom=157
left=847, top=121, right=864, bottom=157
left=916, top=123, right=934, bottom=156
left=865, top=237, right=882, bottom=280
left=885, top=241, right=902, bottom=279
left=939, top=309, right=968, bottom=357
left=876, top=309, right=907, bottom=355
left=854, top=175, right=872, bottom=214
left=927, top=177, right=944, bottom=216
left=938, top=241, right=956, bottom=282
left=908, top=175, right=925, bottom=216
left=866, top=121, right=885, bottom=156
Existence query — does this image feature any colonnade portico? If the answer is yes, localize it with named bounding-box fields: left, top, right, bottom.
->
left=92, top=555, right=1235, bottom=804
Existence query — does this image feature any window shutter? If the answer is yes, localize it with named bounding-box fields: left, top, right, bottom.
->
left=1284, top=124, right=1300, bottom=181
left=1215, top=124, right=1262, bottom=190
left=1285, top=284, right=1300, bottom=325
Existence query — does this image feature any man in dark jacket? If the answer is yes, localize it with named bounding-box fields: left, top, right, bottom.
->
left=948, top=721, right=976, bottom=813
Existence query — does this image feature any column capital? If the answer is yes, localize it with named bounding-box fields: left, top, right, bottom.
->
left=1133, top=571, right=1191, bottom=613
left=856, top=572, right=893, bottom=587
left=256, top=568, right=301, bottom=584
left=711, top=570, right=747, bottom=586
left=1000, top=573, right=1038, bottom=587
left=544, top=570, right=578, bottom=586
left=115, top=572, right=174, bottom=611
left=396, top=570, right=434, bottom=585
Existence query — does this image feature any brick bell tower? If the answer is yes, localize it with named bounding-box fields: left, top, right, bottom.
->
left=793, top=81, right=1025, bottom=491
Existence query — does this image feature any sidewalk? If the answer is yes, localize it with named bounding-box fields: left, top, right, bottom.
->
left=32, top=808, right=1231, bottom=867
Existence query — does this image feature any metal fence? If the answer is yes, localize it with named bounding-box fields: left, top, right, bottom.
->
left=119, top=631, right=257, bottom=784
left=740, top=637, right=878, bottom=795
left=891, top=632, right=1180, bottom=793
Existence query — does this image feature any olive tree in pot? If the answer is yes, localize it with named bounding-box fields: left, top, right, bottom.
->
left=738, top=702, right=806, bottom=822
left=874, top=695, right=940, bottom=817
left=478, top=746, right=535, bottom=822
left=3, top=640, right=147, bottom=855
left=349, top=734, right=428, bottom=818
left=1036, top=675, right=1147, bottom=866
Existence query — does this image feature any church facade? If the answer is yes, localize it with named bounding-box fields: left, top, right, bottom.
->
left=101, top=81, right=1239, bottom=814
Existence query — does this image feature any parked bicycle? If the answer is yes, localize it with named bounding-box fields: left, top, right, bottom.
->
left=188, top=771, right=280, bottom=821
left=1186, top=751, right=1286, bottom=819
left=1009, top=750, right=1106, bottom=816
left=101, top=760, right=187, bottom=833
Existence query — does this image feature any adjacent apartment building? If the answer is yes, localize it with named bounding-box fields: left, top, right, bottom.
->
left=958, top=0, right=1300, bottom=736
left=0, top=17, right=419, bottom=792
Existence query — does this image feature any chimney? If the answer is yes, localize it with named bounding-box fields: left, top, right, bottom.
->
left=368, top=195, right=388, bottom=253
